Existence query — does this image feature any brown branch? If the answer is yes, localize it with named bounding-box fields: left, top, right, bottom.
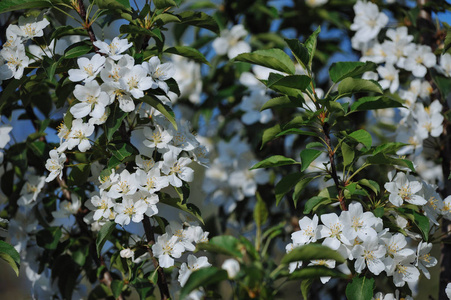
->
left=142, top=215, right=170, bottom=300
left=75, top=0, right=100, bottom=53
left=322, top=121, right=347, bottom=211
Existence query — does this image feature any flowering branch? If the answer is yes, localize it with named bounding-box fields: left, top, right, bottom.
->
left=75, top=0, right=99, bottom=53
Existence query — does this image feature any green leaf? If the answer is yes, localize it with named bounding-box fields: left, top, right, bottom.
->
left=234, top=49, right=296, bottom=75
left=180, top=267, right=228, bottom=299
left=141, top=95, right=177, bottom=130
left=196, top=236, right=243, bottom=258
left=341, top=142, right=354, bottom=167
left=149, top=269, right=159, bottom=284
left=303, top=196, right=329, bottom=214
left=254, top=194, right=268, bottom=227
left=261, top=124, right=281, bottom=149
left=159, top=196, right=203, bottom=223
left=64, top=42, right=92, bottom=59
left=349, top=129, right=372, bottom=149
left=366, top=153, right=415, bottom=172
left=300, top=149, right=322, bottom=172
left=372, top=142, right=407, bottom=155
left=338, top=78, right=383, bottom=97
left=0, top=0, right=52, bottom=13
left=275, top=173, right=304, bottom=206
left=0, top=240, right=20, bottom=276
left=292, top=177, right=314, bottom=207
left=358, top=179, right=380, bottom=195
left=165, top=46, right=209, bottom=65
left=177, top=11, right=219, bottom=34
left=111, top=280, right=124, bottom=299
left=261, top=95, right=304, bottom=111
left=281, top=244, right=345, bottom=264
left=267, top=74, right=311, bottom=96
left=289, top=266, right=346, bottom=280
left=397, top=208, right=430, bottom=241
left=153, top=13, right=181, bottom=25
left=154, top=0, right=176, bottom=9
left=276, top=128, right=317, bottom=138
left=120, top=24, right=163, bottom=41
left=108, top=143, right=135, bottom=162
left=104, top=106, right=128, bottom=141
left=250, top=155, right=297, bottom=170
left=329, top=61, right=377, bottom=83
left=301, top=279, right=313, bottom=300
left=50, top=25, right=88, bottom=41
left=285, top=38, right=309, bottom=71
left=350, top=96, right=403, bottom=112
left=96, top=221, right=116, bottom=256
left=303, top=26, right=321, bottom=70
left=36, top=227, right=62, bottom=250
left=96, top=0, right=130, bottom=10
left=67, top=163, right=90, bottom=186
left=345, top=276, right=374, bottom=300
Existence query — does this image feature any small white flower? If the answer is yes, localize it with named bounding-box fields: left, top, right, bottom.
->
left=446, top=283, right=451, bottom=299
left=9, top=16, right=50, bottom=40
left=93, top=37, right=132, bottom=60
left=0, top=46, right=29, bottom=80
left=161, top=148, right=194, bottom=187
left=385, top=173, right=427, bottom=206
left=222, top=258, right=240, bottom=278
left=114, top=197, right=148, bottom=226
left=152, top=233, right=185, bottom=268
left=143, top=56, right=175, bottom=94
left=70, top=81, right=111, bottom=119
left=416, top=241, right=437, bottom=279
left=291, top=215, right=320, bottom=245
left=178, top=255, right=211, bottom=287
left=350, top=1, right=388, bottom=43
left=120, top=248, right=134, bottom=259
left=212, top=24, right=251, bottom=59
left=52, top=196, right=81, bottom=219
left=45, top=149, right=66, bottom=182
left=68, top=54, right=106, bottom=82
left=18, top=175, right=46, bottom=206
left=90, top=192, right=116, bottom=221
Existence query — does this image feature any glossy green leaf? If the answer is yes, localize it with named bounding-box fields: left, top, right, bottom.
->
left=96, top=0, right=130, bottom=10
left=111, top=280, right=124, bottom=299
left=304, top=26, right=321, bottom=70
left=350, top=96, right=403, bottom=112
left=267, top=74, right=311, bottom=96
left=338, top=78, right=383, bottom=97
left=254, top=194, right=268, bottom=227
left=345, top=276, right=374, bottom=300
left=64, top=42, right=92, bottom=59
left=303, top=196, right=329, bottom=214
left=366, top=153, right=415, bottom=172
left=0, top=0, right=52, bottom=13
left=275, top=172, right=304, bottom=206
left=177, top=11, right=219, bottom=34
left=261, top=95, right=304, bottom=111
left=196, top=235, right=243, bottom=258
left=341, top=142, right=354, bottom=167
left=261, top=124, right=281, bottom=149
left=300, top=149, right=322, bottom=172
left=104, top=106, right=128, bottom=141
left=50, top=25, right=88, bottom=41
left=397, top=208, right=430, bottom=241
left=96, top=221, right=116, bottom=256
left=358, top=179, right=380, bottom=195
left=349, top=129, right=372, bottom=149
left=153, top=13, right=181, bottom=25
left=120, top=24, right=163, bottom=41
left=289, top=266, right=346, bottom=280
left=250, top=155, right=297, bottom=170
left=329, top=61, right=377, bottom=83
left=180, top=267, right=228, bottom=299
left=141, top=95, right=177, bottom=130
left=234, top=49, right=296, bottom=75
left=292, top=177, right=314, bottom=207
left=276, top=128, right=317, bottom=138
left=281, top=244, right=345, bottom=264
left=154, top=0, right=176, bottom=9
left=0, top=240, right=20, bottom=276
left=285, top=38, right=309, bottom=71
left=301, top=279, right=313, bottom=300
left=108, top=143, right=135, bottom=162
left=165, top=46, right=209, bottom=65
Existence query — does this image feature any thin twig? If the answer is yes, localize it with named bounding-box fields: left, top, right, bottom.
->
left=76, top=0, right=100, bottom=53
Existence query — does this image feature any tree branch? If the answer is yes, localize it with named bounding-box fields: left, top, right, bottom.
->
left=75, top=0, right=100, bottom=53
